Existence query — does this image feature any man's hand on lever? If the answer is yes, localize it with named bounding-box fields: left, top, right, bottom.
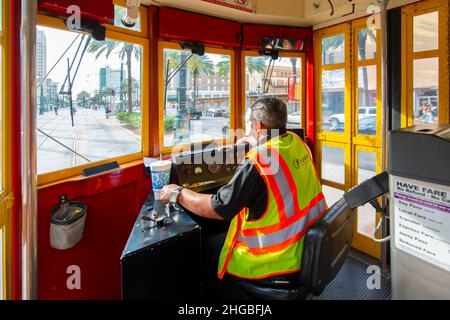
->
left=160, top=184, right=224, bottom=220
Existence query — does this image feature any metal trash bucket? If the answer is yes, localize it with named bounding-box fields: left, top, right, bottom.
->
left=50, top=195, right=87, bottom=250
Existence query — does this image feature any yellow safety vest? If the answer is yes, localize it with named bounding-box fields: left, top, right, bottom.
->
left=217, top=132, right=326, bottom=280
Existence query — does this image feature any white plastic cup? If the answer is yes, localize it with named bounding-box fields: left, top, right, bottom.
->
left=150, top=160, right=172, bottom=200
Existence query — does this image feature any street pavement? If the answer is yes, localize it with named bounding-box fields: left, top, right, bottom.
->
left=37, top=107, right=141, bottom=175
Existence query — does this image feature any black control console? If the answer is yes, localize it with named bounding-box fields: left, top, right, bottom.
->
left=171, top=143, right=248, bottom=192
left=121, top=194, right=201, bottom=300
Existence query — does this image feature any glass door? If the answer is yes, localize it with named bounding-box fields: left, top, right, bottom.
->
left=315, top=18, right=383, bottom=259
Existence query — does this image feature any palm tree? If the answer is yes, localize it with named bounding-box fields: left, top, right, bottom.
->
left=88, top=40, right=141, bottom=113
left=76, top=91, right=90, bottom=108
left=217, top=56, right=266, bottom=76
left=187, top=55, right=214, bottom=110
left=121, top=78, right=140, bottom=112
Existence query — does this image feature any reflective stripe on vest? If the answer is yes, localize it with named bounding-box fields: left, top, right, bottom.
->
left=217, top=132, right=326, bottom=279
left=236, top=198, right=326, bottom=249
left=249, top=147, right=299, bottom=220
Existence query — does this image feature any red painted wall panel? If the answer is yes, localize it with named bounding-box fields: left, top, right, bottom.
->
left=11, top=0, right=22, bottom=300
left=37, top=166, right=151, bottom=299
left=38, top=0, right=114, bottom=23
left=159, top=7, right=241, bottom=48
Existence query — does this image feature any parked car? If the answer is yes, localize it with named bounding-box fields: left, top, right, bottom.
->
left=358, top=115, right=376, bottom=135
left=205, top=108, right=218, bottom=117
left=328, top=106, right=376, bottom=128
left=189, top=109, right=202, bottom=120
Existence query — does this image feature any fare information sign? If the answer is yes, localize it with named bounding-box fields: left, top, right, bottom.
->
left=202, top=0, right=254, bottom=13
left=393, top=176, right=450, bottom=272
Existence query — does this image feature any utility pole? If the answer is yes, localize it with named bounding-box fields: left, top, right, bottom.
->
left=174, top=51, right=190, bottom=144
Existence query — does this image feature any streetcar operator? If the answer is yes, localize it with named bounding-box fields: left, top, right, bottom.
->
left=161, top=97, right=326, bottom=291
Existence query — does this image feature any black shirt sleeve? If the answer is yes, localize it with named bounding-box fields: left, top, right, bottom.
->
left=210, top=159, right=267, bottom=221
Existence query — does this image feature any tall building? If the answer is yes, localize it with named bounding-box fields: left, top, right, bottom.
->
left=36, top=30, right=48, bottom=113
left=99, top=66, right=123, bottom=96
left=36, top=30, right=47, bottom=84
left=46, top=78, right=59, bottom=106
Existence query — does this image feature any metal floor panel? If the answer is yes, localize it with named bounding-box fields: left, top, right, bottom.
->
left=313, top=254, right=391, bottom=300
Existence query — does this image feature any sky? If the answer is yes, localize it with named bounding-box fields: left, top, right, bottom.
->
left=37, top=26, right=142, bottom=97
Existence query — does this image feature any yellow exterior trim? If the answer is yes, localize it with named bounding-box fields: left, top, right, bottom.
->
left=36, top=13, right=150, bottom=186
left=240, top=50, right=306, bottom=133
left=158, top=40, right=236, bottom=154
left=401, top=0, right=449, bottom=127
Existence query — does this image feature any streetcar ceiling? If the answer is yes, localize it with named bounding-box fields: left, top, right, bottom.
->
left=144, top=0, right=422, bottom=28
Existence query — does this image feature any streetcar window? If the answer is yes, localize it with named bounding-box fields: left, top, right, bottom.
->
left=321, top=69, right=345, bottom=131
left=413, top=12, right=438, bottom=53
left=357, top=28, right=377, bottom=61
left=322, top=34, right=345, bottom=65
left=161, top=46, right=233, bottom=149
left=244, top=55, right=303, bottom=132
left=36, top=25, right=143, bottom=175
left=403, top=1, right=446, bottom=127
left=412, top=10, right=439, bottom=124
left=413, top=58, right=439, bottom=124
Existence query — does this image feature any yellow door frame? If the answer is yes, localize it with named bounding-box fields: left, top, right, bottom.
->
left=351, top=145, right=382, bottom=258
left=315, top=23, right=352, bottom=145
left=314, top=16, right=383, bottom=259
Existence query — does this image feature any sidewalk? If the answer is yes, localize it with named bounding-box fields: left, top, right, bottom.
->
left=37, top=108, right=141, bottom=175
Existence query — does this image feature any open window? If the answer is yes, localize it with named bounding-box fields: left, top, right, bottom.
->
left=36, top=15, right=149, bottom=185
left=159, top=41, right=235, bottom=152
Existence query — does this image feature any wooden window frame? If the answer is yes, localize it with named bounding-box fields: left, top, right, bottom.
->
left=241, top=50, right=307, bottom=133
left=401, top=0, right=449, bottom=127
left=157, top=40, right=236, bottom=154
left=36, top=14, right=150, bottom=186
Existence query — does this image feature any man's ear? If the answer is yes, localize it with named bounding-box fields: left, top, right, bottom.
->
left=256, top=122, right=263, bottom=131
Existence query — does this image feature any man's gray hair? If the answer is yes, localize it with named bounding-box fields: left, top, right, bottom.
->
left=250, top=97, right=287, bottom=129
